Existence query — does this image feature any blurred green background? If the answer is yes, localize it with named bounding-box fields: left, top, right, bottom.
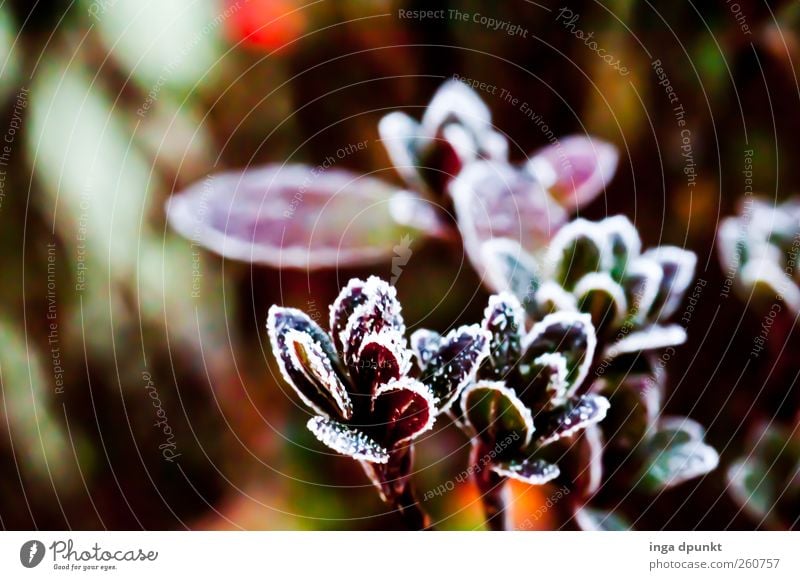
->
left=1, top=0, right=799, bottom=530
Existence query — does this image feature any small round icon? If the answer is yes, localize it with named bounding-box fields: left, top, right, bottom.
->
left=20, top=540, right=46, bottom=568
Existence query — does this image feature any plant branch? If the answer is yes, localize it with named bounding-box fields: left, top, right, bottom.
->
left=471, top=443, right=511, bottom=531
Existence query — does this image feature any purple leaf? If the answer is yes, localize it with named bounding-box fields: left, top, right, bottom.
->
left=517, top=352, right=569, bottom=409
left=481, top=293, right=525, bottom=379
left=410, top=329, right=442, bottom=371
left=451, top=160, right=567, bottom=274
left=329, top=278, right=369, bottom=356
left=371, top=378, right=436, bottom=446
left=355, top=331, right=412, bottom=396
left=418, top=324, right=491, bottom=413
left=490, top=458, right=560, bottom=485
left=537, top=394, right=610, bottom=445
left=307, top=416, right=389, bottom=464
left=267, top=306, right=350, bottom=419
left=166, top=164, right=417, bottom=269
left=522, top=312, right=597, bottom=396
left=525, top=135, right=618, bottom=211
left=340, top=277, right=405, bottom=371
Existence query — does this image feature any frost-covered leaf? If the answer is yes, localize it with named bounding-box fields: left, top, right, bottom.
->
left=518, top=352, right=569, bottom=408
left=639, top=418, right=719, bottom=491
left=419, top=325, right=490, bottom=413
left=462, top=381, right=533, bottom=448
left=340, top=277, right=405, bottom=370
left=355, top=331, right=411, bottom=396
left=378, top=111, right=429, bottom=195
left=491, top=458, right=560, bottom=485
left=717, top=217, right=745, bottom=281
left=622, top=258, right=663, bottom=323
left=642, top=247, right=697, bottom=320
left=267, top=306, right=349, bottom=418
left=537, top=395, right=610, bottom=445
left=521, top=312, right=597, bottom=396
left=597, top=375, right=657, bottom=450
left=604, top=324, right=687, bottom=359
left=727, top=458, right=775, bottom=522
left=166, top=165, right=414, bottom=269
left=285, top=329, right=353, bottom=420
left=481, top=238, right=542, bottom=307
left=410, top=329, right=442, bottom=371
left=307, top=416, right=389, bottom=463
left=330, top=278, right=370, bottom=355
left=533, top=281, right=578, bottom=316
left=379, top=80, right=504, bottom=199
left=525, top=135, right=618, bottom=212
left=741, top=259, right=800, bottom=313
left=371, top=378, right=436, bottom=446
left=481, top=293, right=524, bottom=378
left=600, top=215, right=642, bottom=281
left=574, top=272, right=628, bottom=331
left=547, top=219, right=609, bottom=290
left=452, top=161, right=566, bottom=274
left=421, top=79, right=492, bottom=138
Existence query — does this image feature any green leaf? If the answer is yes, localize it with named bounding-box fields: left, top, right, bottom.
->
left=462, top=381, right=533, bottom=449
left=547, top=219, right=608, bottom=290
left=638, top=418, right=719, bottom=491
left=491, top=458, right=560, bottom=485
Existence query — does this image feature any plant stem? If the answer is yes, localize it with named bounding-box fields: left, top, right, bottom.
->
left=393, top=484, right=432, bottom=530
left=362, top=445, right=434, bottom=530
left=471, top=443, right=511, bottom=530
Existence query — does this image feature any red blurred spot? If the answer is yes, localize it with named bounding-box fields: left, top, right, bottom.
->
left=226, top=0, right=306, bottom=53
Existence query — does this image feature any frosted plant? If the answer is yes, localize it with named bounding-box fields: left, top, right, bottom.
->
left=267, top=276, right=489, bottom=529
left=482, top=215, right=696, bottom=374
left=718, top=197, right=800, bottom=314
left=414, top=293, right=609, bottom=529
left=449, top=217, right=718, bottom=529
left=381, top=80, right=618, bottom=274
left=167, top=81, right=617, bottom=277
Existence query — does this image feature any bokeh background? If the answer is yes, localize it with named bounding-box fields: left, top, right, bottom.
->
left=1, top=0, right=799, bottom=530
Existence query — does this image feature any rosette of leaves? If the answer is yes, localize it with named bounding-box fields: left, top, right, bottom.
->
left=379, top=79, right=508, bottom=201
left=267, top=276, right=489, bottom=529
left=413, top=292, right=609, bottom=529
left=718, top=197, right=800, bottom=314
left=479, top=216, right=719, bottom=528
left=380, top=80, right=619, bottom=274
left=482, top=215, right=697, bottom=373
left=728, top=420, right=800, bottom=530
